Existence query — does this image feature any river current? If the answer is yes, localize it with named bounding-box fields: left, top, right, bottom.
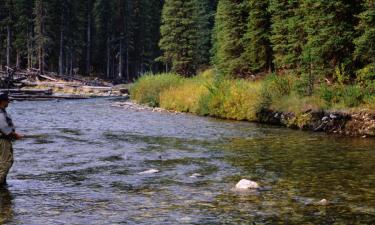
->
left=1, top=98, right=374, bottom=224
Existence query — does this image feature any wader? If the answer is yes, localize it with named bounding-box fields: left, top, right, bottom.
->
left=0, top=139, right=13, bottom=185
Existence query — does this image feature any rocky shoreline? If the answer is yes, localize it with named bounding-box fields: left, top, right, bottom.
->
left=114, top=100, right=375, bottom=138
left=257, top=109, right=375, bottom=137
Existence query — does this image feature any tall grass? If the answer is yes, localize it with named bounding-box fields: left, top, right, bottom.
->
left=130, top=69, right=375, bottom=122
left=130, top=73, right=183, bottom=107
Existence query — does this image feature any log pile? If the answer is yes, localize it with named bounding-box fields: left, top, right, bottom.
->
left=0, top=67, right=128, bottom=100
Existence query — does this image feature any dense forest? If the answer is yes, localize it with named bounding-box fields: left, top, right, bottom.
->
left=1, top=0, right=374, bottom=85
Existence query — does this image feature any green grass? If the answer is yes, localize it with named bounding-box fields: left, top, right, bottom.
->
left=130, top=69, right=375, bottom=122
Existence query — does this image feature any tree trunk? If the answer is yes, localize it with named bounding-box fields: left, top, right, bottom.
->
left=86, top=0, right=92, bottom=75
left=16, top=51, right=20, bottom=69
left=106, top=37, right=110, bottom=78
left=59, top=26, right=64, bottom=75
left=27, top=26, right=31, bottom=69
left=38, top=47, right=43, bottom=74
left=6, top=25, right=11, bottom=67
left=69, top=51, right=73, bottom=76
left=118, top=39, right=123, bottom=78
left=126, top=44, right=129, bottom=81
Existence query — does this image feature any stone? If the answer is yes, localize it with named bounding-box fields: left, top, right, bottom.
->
left=190, top=173, right=203, bottom=178
left=330, top=114, right=337, bottom=119
left=235, top=179, right=259, bottom=190
left=139, top=169, right=160, bottom=175
left=315, top=199, right=328, bottom=206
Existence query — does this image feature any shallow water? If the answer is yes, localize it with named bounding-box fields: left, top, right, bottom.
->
left=1, top=98, right=374, bottom=224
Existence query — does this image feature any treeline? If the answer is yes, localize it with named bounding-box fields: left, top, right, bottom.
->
left=160, top=0, right=375, bottom=93
left=0, top=0, right=164, bottom=81
left=1, top=0, right=374, bottom=85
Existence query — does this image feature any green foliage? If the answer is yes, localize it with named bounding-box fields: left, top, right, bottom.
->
left=241, top=0, right=272, bottom=73
left=269, top=0, right=303, bottom=70
left=260, top=74, right=292, bottom=107
left=212, top=0, right=249, bottom=78
left=300, top=0, right=359, bottom=78
left=159, top=0, right=211, bottom=76
left=355, top=0, right=375, bottom=83
left=339, top=85, right=363, bottom=108
left=130, top=73, right=183, bottom=107
left=160, top=70, right=213, bottom=113
left=197, top=79, right=262, bottom=121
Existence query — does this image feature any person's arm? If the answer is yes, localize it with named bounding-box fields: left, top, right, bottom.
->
left=8, top=132, right=23, bottom=140
left=0, top=113, right=22, bottom=140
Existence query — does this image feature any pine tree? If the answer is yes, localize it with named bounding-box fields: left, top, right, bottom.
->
left=268, top=0, right=303, bottom=71
left=159, top=0, right=210, bottom=76
left=242, top=0, right=272, bottom=74
left=212, top=0, right=248, bottom=78
left=354, top=0, right=375, bottom=80
left=13, top=0, right=34, bottom=69
left=33, top=0, right=51, bottom=73
left=94, top=0, right=113, bottom=78
left=300, top=0, right=359, bottom=79
left=193, top=0, right=212, bottom=69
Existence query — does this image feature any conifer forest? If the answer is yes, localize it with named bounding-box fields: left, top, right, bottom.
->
left=1, top=0, right=374, bottom=83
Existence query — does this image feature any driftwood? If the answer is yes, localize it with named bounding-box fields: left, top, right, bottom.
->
left=0, top=67, right=128, bottom=100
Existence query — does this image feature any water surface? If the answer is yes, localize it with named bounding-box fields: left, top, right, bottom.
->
left=1, top=98, right=374, bottom=224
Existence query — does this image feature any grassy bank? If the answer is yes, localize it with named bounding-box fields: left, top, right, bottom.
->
left=130, top=70, right=375, bottom=133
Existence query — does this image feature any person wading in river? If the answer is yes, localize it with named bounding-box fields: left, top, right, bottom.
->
left=0, top=92, right=22, bottom=185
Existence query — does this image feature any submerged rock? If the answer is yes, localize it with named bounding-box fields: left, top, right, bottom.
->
left=138, top=169, right=160, bottom=175
left=315, top=198, right=329, bottom=206
left=235, top=179, right=259, bottom=190
left=189, top=173, right=203, bottom=178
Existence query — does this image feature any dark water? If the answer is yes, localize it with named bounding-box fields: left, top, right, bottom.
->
left=1, top=98, right=374, bottom=224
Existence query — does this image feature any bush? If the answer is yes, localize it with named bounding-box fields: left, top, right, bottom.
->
left=130, top=73, right=183, bottom=107
left=160, top=74, right=211, bottom=113
left=260, top=74, right=292, bottom=108
left=338, top=85, right=363, bottom=108
left=197, top=79, right=262, bottom=121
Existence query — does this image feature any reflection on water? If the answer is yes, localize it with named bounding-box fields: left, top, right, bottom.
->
left=0, top=98, right=373, bottom=224
left=0, top=187, right=13, bottom=224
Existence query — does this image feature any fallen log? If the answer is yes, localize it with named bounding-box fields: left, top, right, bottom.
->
left=0, top=88, right=53, bottom=95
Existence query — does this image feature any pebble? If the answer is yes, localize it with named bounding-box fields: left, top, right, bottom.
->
left=315, top=199, right=329, bottom=206
left=138, top=169, right=160, bottom=175
left=235, top=179, right=259, bottom=190
left=190, top=173, right=203, bottom=178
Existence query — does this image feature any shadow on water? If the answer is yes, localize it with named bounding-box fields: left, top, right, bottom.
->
left=0, top=187, right=13, bottom=224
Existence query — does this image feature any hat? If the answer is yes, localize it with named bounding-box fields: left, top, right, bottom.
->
left=0, top=92, right=10, bottom=101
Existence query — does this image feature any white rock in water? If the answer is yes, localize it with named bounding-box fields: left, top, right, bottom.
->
left=190, top=173, right=203, bottom=178
left=316, top=199, right=328, bottom=206
left=235, top=179, right=259, bottom=189
left=139, top=169, right=160, bottom=175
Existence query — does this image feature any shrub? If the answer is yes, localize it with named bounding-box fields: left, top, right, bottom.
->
left=260, top=74, right=292, bottom=108
left=197, top=79, right=262, bottom=121
left=338, top=85, right=363, bottom=108
left=130, top=73, right=183, bottom=107
left=160, top=74, right=211, bottom=113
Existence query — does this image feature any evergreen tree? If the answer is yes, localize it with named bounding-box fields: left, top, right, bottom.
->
left=93, top=0, right=113, bottom=77
left=212, top=0, right=248, bottom=78
left=159, top=0, right=210, bottom=76
left=33, top=0, right=52, bottom=73
left=13, top=0, right=34, bottom=69
left=269, top=0, right=303, bottom=71
left=300, top=0, right=360, bottom=79
left=242, top=0, right=272, bottom=74
left=193, top=0, right=212, bottom=69
left=354, top=0, right=375, bottom=80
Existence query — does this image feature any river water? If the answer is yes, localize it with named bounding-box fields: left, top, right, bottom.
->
left=1, top=98, right=374, bottom=224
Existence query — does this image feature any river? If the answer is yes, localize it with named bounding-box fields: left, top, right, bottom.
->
left=1, top=98, right=374, bottom=224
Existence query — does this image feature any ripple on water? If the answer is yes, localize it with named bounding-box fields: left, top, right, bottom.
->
left=4, top=99, right=375, bottom=224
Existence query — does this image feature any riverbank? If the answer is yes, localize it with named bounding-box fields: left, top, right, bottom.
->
left=130, top=70, right=375, bottom=137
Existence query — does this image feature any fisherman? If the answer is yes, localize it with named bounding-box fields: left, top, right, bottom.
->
left=0, top=92, right=22, bottom=185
